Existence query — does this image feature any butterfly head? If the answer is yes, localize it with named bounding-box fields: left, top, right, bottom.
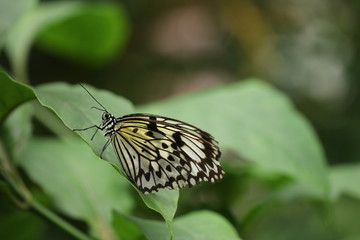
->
left=102, top=111, right=112, bottom=121
left=100, top=111, right=117, bottom=131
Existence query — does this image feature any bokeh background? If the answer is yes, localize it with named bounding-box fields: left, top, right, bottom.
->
left=1, top=0, right=360, bottom=239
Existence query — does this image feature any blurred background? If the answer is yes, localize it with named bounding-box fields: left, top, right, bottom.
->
left=1, top=0, right=360, bottom=239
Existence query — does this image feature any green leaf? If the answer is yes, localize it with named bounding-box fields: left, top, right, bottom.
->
left=1, top=102, right=33, bottom=159
left=0, top=71, right=33, bottom=160
left=330, top=163, right=360, bottom=201
left=34, top=82, right=179, bottom=227
left=112, top=211, right=143, bottom=240
left=138, top=189, right=178, bottom=238
left=172, top=211, right=241, bottom=240
left=5, top=1, right=85, bottom=80
left=121, top=215, right=167, bottom=240
left=0, top=0, right=38, bottom=34
left=0, top=71, right=35, bottom=125
left=116, top=210, right=242, bottom=240
left=18, top=137, right=134, bottom=239
left=36, top=3, right=130, bottom=66
left=137, top=79, right=329, bottom=200
left=0, top=0, right=38, bottom=49
left=5, top=1, right=129, bottom=79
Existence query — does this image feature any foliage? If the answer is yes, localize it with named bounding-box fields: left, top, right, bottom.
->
left=0, top=1, right=359, bottom=240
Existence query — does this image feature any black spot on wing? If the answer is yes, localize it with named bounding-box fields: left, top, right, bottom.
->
left=148, top=116, right=158, bottom=131
left=146, top=131, right=154, bottom=137
left=172, top=132, right=185, bottom=147
left=149, top=164, right=154, bottom=172
left=180, top=159, right=186, bottom=166
left=172, top=150, right=180, bottom=157
left=145, top=172, right=151, bottom=181
left=199, top=163, right=207, bottom=171
left=147, top=115, right=165, bottom=136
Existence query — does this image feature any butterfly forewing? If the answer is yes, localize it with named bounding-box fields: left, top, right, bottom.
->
left=111, top=114, right=224, bottom=194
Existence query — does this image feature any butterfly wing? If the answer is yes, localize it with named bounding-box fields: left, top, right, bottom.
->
left=111, top=113, right=224, bottom=194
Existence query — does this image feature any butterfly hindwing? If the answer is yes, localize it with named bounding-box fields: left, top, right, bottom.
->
left=111, top=113, right=224, bottom=194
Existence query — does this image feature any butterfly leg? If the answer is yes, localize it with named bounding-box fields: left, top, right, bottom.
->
left=100, top=138, right=111, bottom=158
left=73, top=125, right=100, bottom=131
left=73, top=125, right=102, bottom=141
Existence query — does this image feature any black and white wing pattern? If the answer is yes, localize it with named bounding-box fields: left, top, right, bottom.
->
left=111, top=113, right=224, bottom=194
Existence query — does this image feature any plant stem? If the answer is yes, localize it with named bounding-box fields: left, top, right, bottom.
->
left=31, top=200, right=92, bottom=240
left=1, top=139, right=91, bottom=240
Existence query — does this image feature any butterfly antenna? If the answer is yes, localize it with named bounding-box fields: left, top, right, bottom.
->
left=79, top=83, right=107, bottom=112
left=91, top=106, right=105, bottom=111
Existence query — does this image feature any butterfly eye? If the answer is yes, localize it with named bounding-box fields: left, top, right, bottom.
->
left=102, top=112, right=110, bottom=121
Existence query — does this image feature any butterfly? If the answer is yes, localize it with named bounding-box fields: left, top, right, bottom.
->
left=74, top=84, right=224, bottom=194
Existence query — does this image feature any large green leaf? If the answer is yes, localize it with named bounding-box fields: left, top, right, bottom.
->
left=34, top=82, right=179, bottom=228
left=18, top=138, right=134, bottom=239
left=114, top=210, right=242, bottom=240
left=138, top=189, right=178, bottom=233
left=1, top=102, right=33, bottom=160
left=0, top=71, right=35, bottom=125
left=330, top=163, right=360, bottom=201
left=0, top=0, right=38, bottom=34
left=112, top=211, right=143, bottom=240
left=0, top=0, right=38, bottom=49
left=35, top=3, right=130, bottom=66
left=171, top=210, right=241, bottom=240
left=5, top=1, right=129, bottom=80
left=5, top=1, right=85, bottom=80
left=137, top=79, right=329, bottom=199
